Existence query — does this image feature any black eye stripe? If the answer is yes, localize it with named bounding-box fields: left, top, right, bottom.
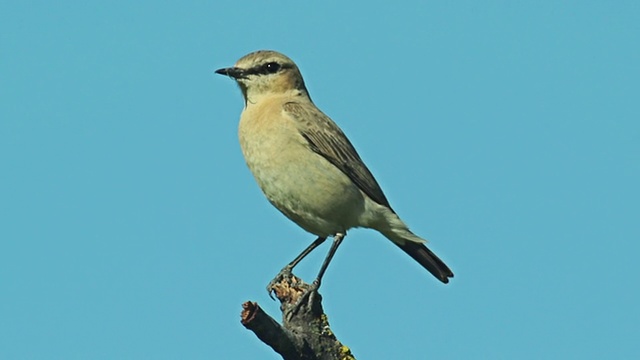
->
left=245, top=62, right=292, bottom=76
left=262, top=62, right=280, bottom=74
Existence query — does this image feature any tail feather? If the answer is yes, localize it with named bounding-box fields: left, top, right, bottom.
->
left=371, top=203, right=453, bottom=283
left=394, top=240, right=454, bottom=284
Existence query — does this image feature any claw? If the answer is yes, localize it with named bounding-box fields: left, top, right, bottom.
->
left=290, top=282, right=318, bottom=316
left=266, top=266, right=293, bottom=300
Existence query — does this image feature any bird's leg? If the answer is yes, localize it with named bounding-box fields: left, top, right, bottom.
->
left=312, top=232, right=345, bottom=289
left=291, top=233, right=346, bottom=312
left=267, top=236, right=327, bottom=299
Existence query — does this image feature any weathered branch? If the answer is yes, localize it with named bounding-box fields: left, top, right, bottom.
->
left=241, top=274, right=355, bottom=360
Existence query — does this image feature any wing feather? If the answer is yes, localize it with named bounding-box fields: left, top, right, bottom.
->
left=283, top=101, right=393, bottom=210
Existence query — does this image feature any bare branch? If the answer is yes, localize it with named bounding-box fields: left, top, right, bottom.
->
left=241, top=274, right=355, bottom=360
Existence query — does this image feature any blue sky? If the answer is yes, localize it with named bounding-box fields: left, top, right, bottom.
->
left=1, top=1, right=639, bottom=359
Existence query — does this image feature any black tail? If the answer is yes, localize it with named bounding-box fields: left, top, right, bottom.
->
left=395, top=241, right=454, bottom=283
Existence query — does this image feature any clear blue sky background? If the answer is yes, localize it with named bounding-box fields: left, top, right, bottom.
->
left=1, top=1, right=638, bottom=359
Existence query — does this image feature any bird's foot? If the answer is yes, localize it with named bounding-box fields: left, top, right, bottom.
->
left=266, top=266, right=295, bottom=300
left=290, top=279, right=319, bottom=315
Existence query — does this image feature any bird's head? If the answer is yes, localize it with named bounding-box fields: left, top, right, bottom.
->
left=215, top=50, right=310, bottom=105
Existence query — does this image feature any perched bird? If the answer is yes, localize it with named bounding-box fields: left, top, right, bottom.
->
left=215, top=50, right=453, bottom=295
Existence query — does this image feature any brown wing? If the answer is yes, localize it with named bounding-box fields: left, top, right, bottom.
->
left=283, top=101, right=393, bottom=210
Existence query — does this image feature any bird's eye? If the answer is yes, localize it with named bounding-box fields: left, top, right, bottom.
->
left=263, top=62, right=281, bottom=74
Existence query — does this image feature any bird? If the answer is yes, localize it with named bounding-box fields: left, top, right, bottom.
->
left=215, top=50, right=453, bottom=296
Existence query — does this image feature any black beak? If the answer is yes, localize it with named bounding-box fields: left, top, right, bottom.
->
left=215, top=67, right=246, bottom=79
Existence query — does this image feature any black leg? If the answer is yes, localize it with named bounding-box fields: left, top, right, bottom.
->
left=287, top=236, right=327, bottom=269
left=290, top=233, right=347, bottom=314
left=312, top=233, right=345, bottom=288
left=267, top=236, right=327, bottom=298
